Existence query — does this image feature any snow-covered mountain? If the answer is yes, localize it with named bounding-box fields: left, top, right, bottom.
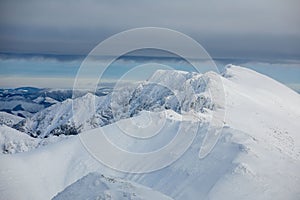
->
left=0, top=125, right=37, bottom=154
left=0, top=87, right=112, bottom=119
left=0, top=125, right=69, bottom=154
left=16, top=69, right=216, bottom=138
left=53, top=172, right=173, bottom=200
left=0, top=112, right=23, bottom=127
left=0, top=87, right=68, bottom=118
left=0, top=65, right=300, bottom=200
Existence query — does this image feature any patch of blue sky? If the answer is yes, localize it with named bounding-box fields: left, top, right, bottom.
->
left=0, top=57, right=299, bottom=92
left=0, top=59, right=80, bottom=78
left=242, top=62, right=300, bottom=85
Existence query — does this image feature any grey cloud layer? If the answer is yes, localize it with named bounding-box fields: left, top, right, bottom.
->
left=0, top=0, right=299, bottom=60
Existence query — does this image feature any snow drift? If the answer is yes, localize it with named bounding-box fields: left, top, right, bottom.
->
left=0, top=65, right=300, bottom=200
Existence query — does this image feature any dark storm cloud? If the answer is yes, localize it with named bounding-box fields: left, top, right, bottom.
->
left=0, top=0, right=299, bottom=60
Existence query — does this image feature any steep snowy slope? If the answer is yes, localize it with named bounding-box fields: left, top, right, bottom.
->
left=222, top=65, right=300, bottom=160
left=33, top=96, right=59, bottom=104
left=0, top=112, right=23, bottom=127
left=0, top=125, right=69, bottom=154
left=0, top=99, right=45, bottom=118
left=18, top=70, right=215, bottom=138
left=0, top=125, right=37, bottom=154
left=53, top=172, right=173, bottom=200
left=16, top=93, right=103, bottom=137
left=0, top=110, right=201, bottom=199
left=0, top=66, right=299, bottom=200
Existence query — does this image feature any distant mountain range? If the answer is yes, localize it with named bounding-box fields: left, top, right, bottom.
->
left=1, top=65, right=299, bottom=199
left=12, top=69, right=215, bottom=138
left=0, top=87, right=112, bottom=118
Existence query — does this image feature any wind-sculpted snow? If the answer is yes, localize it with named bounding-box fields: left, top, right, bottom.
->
left=0, top=125, right=69, bottom=154
left=17, top=70, right=217, bottom=138
left=0, top=112, right=23, bottom=127
left=52, top=172, right=173, bottom=200
left=1, top=66, right=300, bottom=199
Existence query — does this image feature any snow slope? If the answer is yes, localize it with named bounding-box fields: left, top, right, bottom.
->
left=18, top=69, right=215, bottom=138
left=0, top=125, right=37, bottom=154
left=53, top=172, right=173, bottom=200
left=0, top=125, right=69, bottom=154
left=0, top=112, right=23, bottom=127
left=0, top=99, right=45, bottom=118
left=0, top=66, right=300, bottom=200
left=33, top=96, right=59, bottom=104
left=0, top=110, right=199, bottom=200
left=222, top=65, right=300, bottom=160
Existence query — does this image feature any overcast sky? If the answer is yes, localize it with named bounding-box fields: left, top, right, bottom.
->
left=0, top=0, right=300, bottom=60
left=0, top=0, right=300, bottom=90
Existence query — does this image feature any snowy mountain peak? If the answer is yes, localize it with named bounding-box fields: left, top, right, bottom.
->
left=0, top=112, right=23, bottom=127
left=1, top=66, right=300, bottom=200
left=17, top=69, right=221, bottom=138
left=53, top=172, right=173, bottom=200
left=148, top=69, right=194, bottom=87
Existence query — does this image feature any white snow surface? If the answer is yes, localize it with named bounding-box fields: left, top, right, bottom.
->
left=0, top=100, right=44, bottom=113
left=0, top=65, right=300, bottom=200
left=33, top=96, right=59, bottom=104
left=0, top=125, right=70, bottom=154
left=52, top=172, right=173, bottom=200
left=0, top=125, right=38, bottom=154
left=0, top=112, right=23, bottom=127
left=20, top=68, right=215, bottom=138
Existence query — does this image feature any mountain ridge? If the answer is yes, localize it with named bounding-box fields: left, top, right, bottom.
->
left=1, top=65, right=299, bottom=199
